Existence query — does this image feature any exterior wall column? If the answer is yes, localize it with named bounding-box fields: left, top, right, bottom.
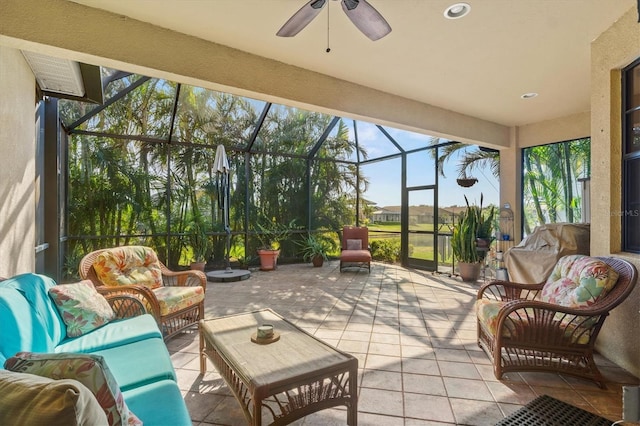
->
left=499, top=126, right=522, bottom=244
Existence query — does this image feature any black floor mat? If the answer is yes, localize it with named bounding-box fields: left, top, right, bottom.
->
left=495, top=394, right=613, bottom=426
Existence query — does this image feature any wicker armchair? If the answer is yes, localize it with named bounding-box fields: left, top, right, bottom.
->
left=79, top=246, right=206, bottom=341
left=476, top=255, right=637, bottom=388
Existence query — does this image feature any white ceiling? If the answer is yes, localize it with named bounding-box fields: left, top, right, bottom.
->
left=70, top=0, right=635, bottom=127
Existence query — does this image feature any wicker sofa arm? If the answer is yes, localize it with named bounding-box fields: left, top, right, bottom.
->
left=101, top=293, right=147, bottom=320
left=477, top=280, right=545, bottom=302
left=96, top=285, right=162, bottom=325
left=160, top=267, right=206, bottom=290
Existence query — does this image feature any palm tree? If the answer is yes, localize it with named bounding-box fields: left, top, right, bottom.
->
left=431, top=139, right=499, bottom=180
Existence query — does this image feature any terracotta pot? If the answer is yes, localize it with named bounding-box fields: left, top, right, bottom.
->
left=458, top=262, right=481, bottom=282
left=257, top=249, right=280, bottom=271
left=311, top=255, right=324, bottom=267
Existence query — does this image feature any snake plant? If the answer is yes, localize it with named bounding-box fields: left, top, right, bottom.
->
left=451, top=195, right=495, bottom=264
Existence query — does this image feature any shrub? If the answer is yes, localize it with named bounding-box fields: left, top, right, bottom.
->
left=370, top=239, right=401, bottom=263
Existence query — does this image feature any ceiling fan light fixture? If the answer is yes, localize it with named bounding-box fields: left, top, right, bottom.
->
left=444, top=3, right=471, bottom=19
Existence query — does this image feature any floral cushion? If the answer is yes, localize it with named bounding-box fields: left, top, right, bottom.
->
left=48, top=281, right=116, bottom=338
left=476, top=299, right=519, bottom=338
left=93, top=246, right=163, bottom=289
left=151, top=285, right=205, bottom=316
left=540, top=255, right=618, bottom=308
left=4, top=352, right=141, bottom=426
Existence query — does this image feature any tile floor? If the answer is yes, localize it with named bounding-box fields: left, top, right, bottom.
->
left=166, top=261, right=639, bottom=425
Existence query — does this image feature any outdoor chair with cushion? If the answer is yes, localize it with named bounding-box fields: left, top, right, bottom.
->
left=476, top=254, right=637, bottom=388
left=340, top=226, right=372, bottom=272
left=79, top=246, right=206, bottom=340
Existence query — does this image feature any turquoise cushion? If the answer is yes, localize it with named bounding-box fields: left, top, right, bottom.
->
left=55, top=314, right=161, bottom=353
left=84, top=337, right=176, bottom=391
left=0, top=274, right=66, bottom=361
left=123, top=379, right=191, bottom=426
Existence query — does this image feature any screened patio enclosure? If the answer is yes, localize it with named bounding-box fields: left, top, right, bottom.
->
left=52, top=70, right=497, bottom=280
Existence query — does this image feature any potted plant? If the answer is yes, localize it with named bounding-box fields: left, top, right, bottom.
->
left=188, top=219, right=210, bottom=272
left=296, top=234, right=337, bottom=267
left=475, top=194, right=496, bottom=252
left=254, top=218, right=295, bottom=271
left=451, top=195, right=495, bottom=282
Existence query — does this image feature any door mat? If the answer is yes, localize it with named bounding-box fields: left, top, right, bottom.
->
left=495, top=394, right=612, bottom=426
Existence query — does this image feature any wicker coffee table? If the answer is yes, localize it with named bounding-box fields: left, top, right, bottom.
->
left=200, top=309, right=358, bottom=425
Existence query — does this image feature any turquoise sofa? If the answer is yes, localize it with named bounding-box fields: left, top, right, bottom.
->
left=0, top=273, right=191, bottom=425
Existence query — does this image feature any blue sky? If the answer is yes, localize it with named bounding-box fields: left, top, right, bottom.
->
left=349, top=123, right=500, bottom=208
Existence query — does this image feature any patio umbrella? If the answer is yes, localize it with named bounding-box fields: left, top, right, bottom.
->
left=208, top=145, right=250, bottom=282
left=214, top=144, right=230, bottom=236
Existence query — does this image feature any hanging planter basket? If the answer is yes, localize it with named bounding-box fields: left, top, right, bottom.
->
left=456, top=178, right=478, bottom=188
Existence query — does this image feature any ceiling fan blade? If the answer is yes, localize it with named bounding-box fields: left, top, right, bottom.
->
left=341, top=0, right=392, bottom=41
left=277, top=0, right=326, bottom=37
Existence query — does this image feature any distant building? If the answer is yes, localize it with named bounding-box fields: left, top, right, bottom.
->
left=372, top=206, right=401, bottom=223
left=372, top=205, right=460, bottom=226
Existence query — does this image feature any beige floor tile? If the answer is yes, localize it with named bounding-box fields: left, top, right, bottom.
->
left=369, top=342, right=402, bottom=357
left=403, top=373, right=447, bottom=396
left=365, top=354, right=403, bottom=372
left=401, top=344, right=436, bottom=360
left=402, top=358, right=441, bottom=376
left=361, top=369, right=404, bottom=391
left=443, top=377, right=494, bottom=401
left=403, top=393, right=455, bottom=423
left=354, top=412, right=404, bottom=426
left=341, top=329, right=371, bottom=341
left=449, top=398, right=504, bottom=426
left=174, top=262, right=634, bottom=423
left=359, top=388, right=404, bottom=417
left=438, top=360, right=483, bottom=380
left=433, top=348, right=472, bottom=363
left=370, top=332, right=400, bottom=344
left=337, top=339, right=370, bottom=354
left=485, top=381, right=537, bottom=405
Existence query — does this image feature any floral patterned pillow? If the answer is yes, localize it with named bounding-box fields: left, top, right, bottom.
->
left=4, top=352, right=142, bottom=426
left=93, top=246, right=163, bottom=289
left=540, top=255, right=619, bottom=308
left=48, top=281, right=115, bottom=338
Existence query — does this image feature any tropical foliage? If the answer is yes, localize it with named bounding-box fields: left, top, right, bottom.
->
left=296, top=234, right=337, bottom=262
left=433, top=137, right=590, bottom=237
left=522, top=139, right=590, bottom=233
left=451, top=196, right=495, bottom=264
left=60, top=73, right=365, bottom=275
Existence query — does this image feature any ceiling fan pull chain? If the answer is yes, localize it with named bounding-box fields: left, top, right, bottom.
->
left=326, top=0, right=331, bottom=53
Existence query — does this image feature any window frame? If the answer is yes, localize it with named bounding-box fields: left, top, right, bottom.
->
left=622, top=57, right=640, bottom=253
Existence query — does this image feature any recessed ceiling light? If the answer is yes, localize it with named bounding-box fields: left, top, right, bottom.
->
left=444, top=3, right=471, bottom=19
left=521, top=92, right=538, bottom=99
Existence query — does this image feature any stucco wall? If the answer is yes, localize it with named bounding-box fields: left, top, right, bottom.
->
left=591, top=6, right=640, bottom=378
left=0, top=46, right=36, bottom=277
left=517, top=111, right=590, bottom=149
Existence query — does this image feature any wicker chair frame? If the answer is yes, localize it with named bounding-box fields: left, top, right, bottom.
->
left=477, top=256, right=637, bottom=388
left=79, top=247, right=206, bottom=341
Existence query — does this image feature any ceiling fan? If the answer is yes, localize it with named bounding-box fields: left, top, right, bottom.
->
left=276, top=0, right=392, bottom=41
